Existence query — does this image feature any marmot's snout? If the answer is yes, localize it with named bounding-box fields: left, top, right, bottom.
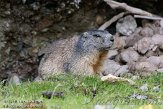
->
left=100, top=31, right=114, bottom=50
left=104, top=34, right=114, bottom=48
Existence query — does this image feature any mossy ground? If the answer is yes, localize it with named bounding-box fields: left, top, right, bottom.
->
left=0, top=73, right=163, bottom=109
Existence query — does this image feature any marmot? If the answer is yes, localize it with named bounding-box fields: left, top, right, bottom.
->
left=37, top=30, right=113, bottom=79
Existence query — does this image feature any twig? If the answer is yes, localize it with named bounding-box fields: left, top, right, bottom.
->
left=99, top=0, right=160, bottom=30
left=51, top=83, right=61, bottom=99
left=134, top=15, right=163, bottom=20
left=98, top=12, right=128, bottom=30
left=104, top=0, right=153, bottom=16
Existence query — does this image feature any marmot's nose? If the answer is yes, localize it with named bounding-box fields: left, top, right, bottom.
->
left=103, top=37, right=113, bottom=47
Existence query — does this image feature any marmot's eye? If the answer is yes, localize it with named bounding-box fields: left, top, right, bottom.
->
left=110, top=36, right=114, bottom=41
left=93, top=34, right=101, bottom=37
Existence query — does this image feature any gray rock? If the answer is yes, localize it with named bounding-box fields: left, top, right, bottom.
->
left=132, top=75, right=140, bottom=80
left=146, top=56, right=161, bottom=67
left=103, top=60, right=129, bottom=76
left=30, top=2, right=40, bottom=11
left=139, top=27, right=154, bottom=37
left=130, top=93, right=148, bottom=100
left=153, top=86, right=160, bottom=92
left=129, top=61, right=157, bottom=76
left=145, top=50, right=159, bottom=57
left=112, top=35, right=126, bottom=49
left=133, top=37, right=154, bottom=54
left=125, top=27, right=142, bottom=47
left=152, top=34, right=163, bottom=50
left=94, top=105, right=103, bottom=109
left=94, top=104, right=113, bottom=109
left=116, top=15, right=137, bottom=36
left=114, top=54, right=121, bottom=63
left=120, top=48, right=139, bottom=63
left=140, top=83, right=148, bottom=92
left=116, top=65, right=129, bottom=76
left=8, top=74, right=21, bottom=85
left=34, top=76, right=43, bottom=82
left=108, top=50, right=118, bottom=59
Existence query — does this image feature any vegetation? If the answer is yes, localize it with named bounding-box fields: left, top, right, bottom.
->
left=0, top=73, right=163, bottom=109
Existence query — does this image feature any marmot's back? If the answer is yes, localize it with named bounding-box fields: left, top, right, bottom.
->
left=38, top=36, right=79, bottom=78
left=38, top=30, right=113, bottom=79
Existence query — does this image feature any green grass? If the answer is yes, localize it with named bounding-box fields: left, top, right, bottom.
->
left=0, top=73, right=163, bottom=109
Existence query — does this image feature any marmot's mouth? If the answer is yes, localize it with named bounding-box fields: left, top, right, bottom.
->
left=100, top=47, right=111, bottom=51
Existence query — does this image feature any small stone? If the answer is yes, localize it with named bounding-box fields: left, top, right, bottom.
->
left=96, top=15, right=104, bottom=26
left=136, top=95, right=147, bottom=100
left=130, top=93, right=148, bottom=100
left=4, top=10, right=11, bottom=15
left=94, top=105, right=105, bottom=109
left=132, top=75, right=140, bottom=80
left=34, top=76, right=43, bottom=82
left=31, top=31, right=37, bottom=35
left=30, top=2, right=40, bottom=11
left=153, top=86, right=160, bottom=92
left=94, top=105, right=113, bottom=109
left=8, top=74, right=21, bottom=85
left=68, top=10, right=72, bottom=14
left=116, top=65, right=129, bottom=76
left=41, top=28, right=49, bottom=32
left=140, top=83, right=148, bottom=92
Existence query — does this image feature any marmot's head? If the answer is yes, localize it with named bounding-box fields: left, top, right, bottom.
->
left=76, top=30, right=113, bottom=53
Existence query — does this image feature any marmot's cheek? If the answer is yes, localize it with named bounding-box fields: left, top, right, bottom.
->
left=106, top=41, right=113, bottom=48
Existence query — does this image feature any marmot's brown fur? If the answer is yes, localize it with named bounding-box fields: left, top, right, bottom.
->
left=38, top=30, right=113, bottom=79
